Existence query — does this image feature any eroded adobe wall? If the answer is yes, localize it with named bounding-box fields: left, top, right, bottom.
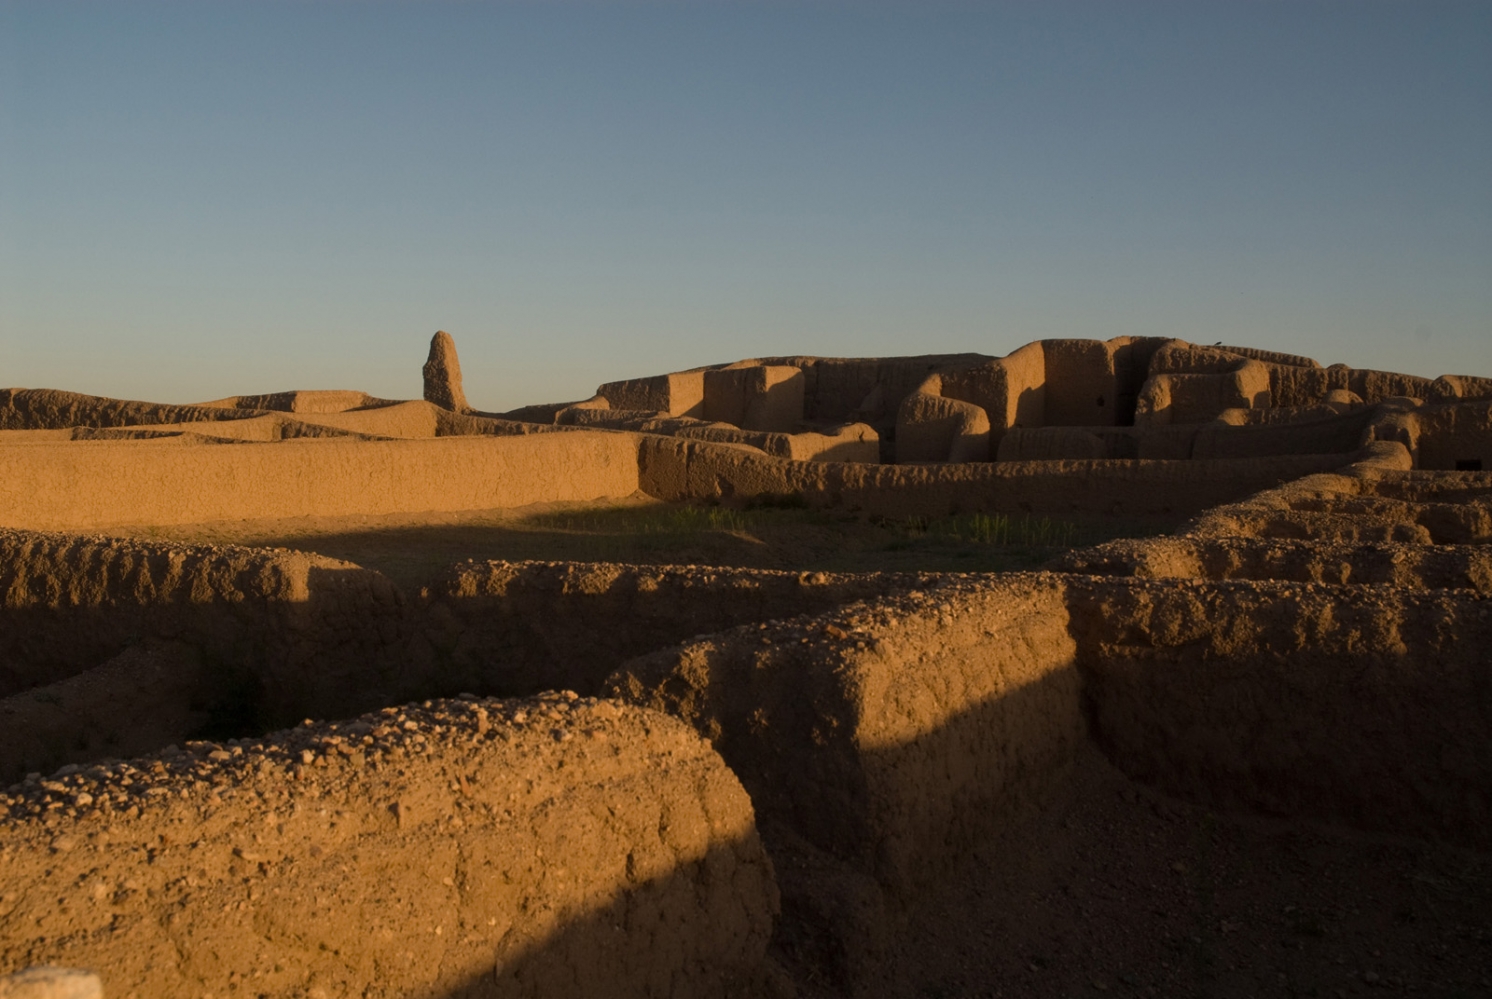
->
left=0, top=696, right=779, bottom=999
left=1066, top=577, right=1492, bottom=849
left=1414, top=400, right=1492, bottom=471
left=284, top=399, right=442, bottom=438
left=0, top=531, right=421, bottom=780
left=195, top=390, right=388, bottom=414
left=1187, top=407, right=1377, bottom=458
left=938, top=341, right=1046, bottom=452
left=638, top=434, right=1373, bottom=517
left=0, top=531, right=405, bottom=699
left=1053, top=536, right=1492, bottom=592
left=1040, top=338, right=1169, bottom=428
left=1187, top=446, right=1492, bottom=544
left=895, top=377, right=991, bottom=463
left=608, top=569, right=1492, bottom=864
left=606, top=575, right=1084, bottom=899
left=0, top=642, right=216, bottom=787
left=754, top=354, right=991, bottom=426
left=996, top=407, right=1377, bottom=462
left=423, top=561, right=937, bottom=697
left=597, top=370, right=707, bottom=418
left=0, top=389, right=273, bottom=431
left=0, top=541, right=946, bottom=781
left=0, top=432, right=641, bottom=531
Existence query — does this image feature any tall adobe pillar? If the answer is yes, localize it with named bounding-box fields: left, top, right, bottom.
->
left=422, top=330, right=469, bottom=412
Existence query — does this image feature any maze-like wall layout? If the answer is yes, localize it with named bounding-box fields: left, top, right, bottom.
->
left=1, top=334, right=1488, bottom=998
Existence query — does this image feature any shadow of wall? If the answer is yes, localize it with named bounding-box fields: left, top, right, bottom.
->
left=603, top=567, right=1492, bottom=989
left=1065, top=575, right=1492, bottom=850
left=603, top=576, right=1086, bottom=993
left=0, top=533, right=432, bottom=780
left=433, top=836, right=782, bottom=999
left=421, top=561, right=936, bottom=698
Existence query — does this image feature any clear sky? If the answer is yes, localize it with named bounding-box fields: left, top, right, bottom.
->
left=2, top=1, right=1488, bottom=411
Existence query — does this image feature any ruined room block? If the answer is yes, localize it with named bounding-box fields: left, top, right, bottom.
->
left=1040, top=338, right=1122, bottom=428
left=0, top=696, right=779, bottom=999
left=895, top=379, right=991, bottom=462
left=1134, top=359, right=1272, bottom=426
left=597, top=370, right=706, bottom=418
left=1410, top=400, right=1492, bottom=471
left=939, top=342, right=1046, bottom=453
left=703, top=365, right=805, bottom=432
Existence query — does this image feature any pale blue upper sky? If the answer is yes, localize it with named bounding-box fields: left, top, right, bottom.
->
left=2, top=1, right=1488, bottom=411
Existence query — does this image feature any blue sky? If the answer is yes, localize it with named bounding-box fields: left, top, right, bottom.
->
left=2, top=1, right=1488, bottom=411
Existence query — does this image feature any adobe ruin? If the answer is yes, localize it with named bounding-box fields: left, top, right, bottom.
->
left=0, top=331, right=1488, bottom=997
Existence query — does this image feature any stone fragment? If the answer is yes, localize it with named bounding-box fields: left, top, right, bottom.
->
left=0, top=967, right=103, bottom=999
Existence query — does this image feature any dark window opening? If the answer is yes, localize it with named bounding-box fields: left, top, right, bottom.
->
left=1456, top=459, right=1483, bottom=471
left=1096, top=395, right=1106, bottom=408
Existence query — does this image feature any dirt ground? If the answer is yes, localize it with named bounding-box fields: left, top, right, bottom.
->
left=845, top=750, right=1492, bottom=999
left=113, top=498, right=1179, bottom=590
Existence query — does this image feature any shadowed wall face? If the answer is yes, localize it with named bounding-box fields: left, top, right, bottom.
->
left=606, top=576, right=1085, bottom=896
left=1066, top=577, right=1492, bottom=849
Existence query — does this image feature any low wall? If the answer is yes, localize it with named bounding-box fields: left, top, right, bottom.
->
left=1053, top=536, right=1492, bottom=592
left=606, top=575, right=1084, bottom=898
left=0, top=432, right=640, bottom=531
left=1184, top=445, right=1492, bottom=544
left=671, top=422, right=879, bottom=463
left=0, top=642, right=226, bottom=787
left=1067, top=577, right=1492, bottom=849
left=0, top=531, right=421, bottom=779
left=1414, top=400, right=1492, bottom=471
left=638, top=435, right=1365, bottom=517
left=0, top=389, right=269, bottom=431
left=425, top=561, right=934, bottom=697
left=0, top=696, right=778, bottom=999
left=996, top=408, right=1373, bottom=462
left=288, top=399, right=443, bottom=438
left=1188, top=407, right=1375, bottom=458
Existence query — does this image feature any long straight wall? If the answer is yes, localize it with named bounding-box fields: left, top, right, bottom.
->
left=0, top=433, right=641, bottom=530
